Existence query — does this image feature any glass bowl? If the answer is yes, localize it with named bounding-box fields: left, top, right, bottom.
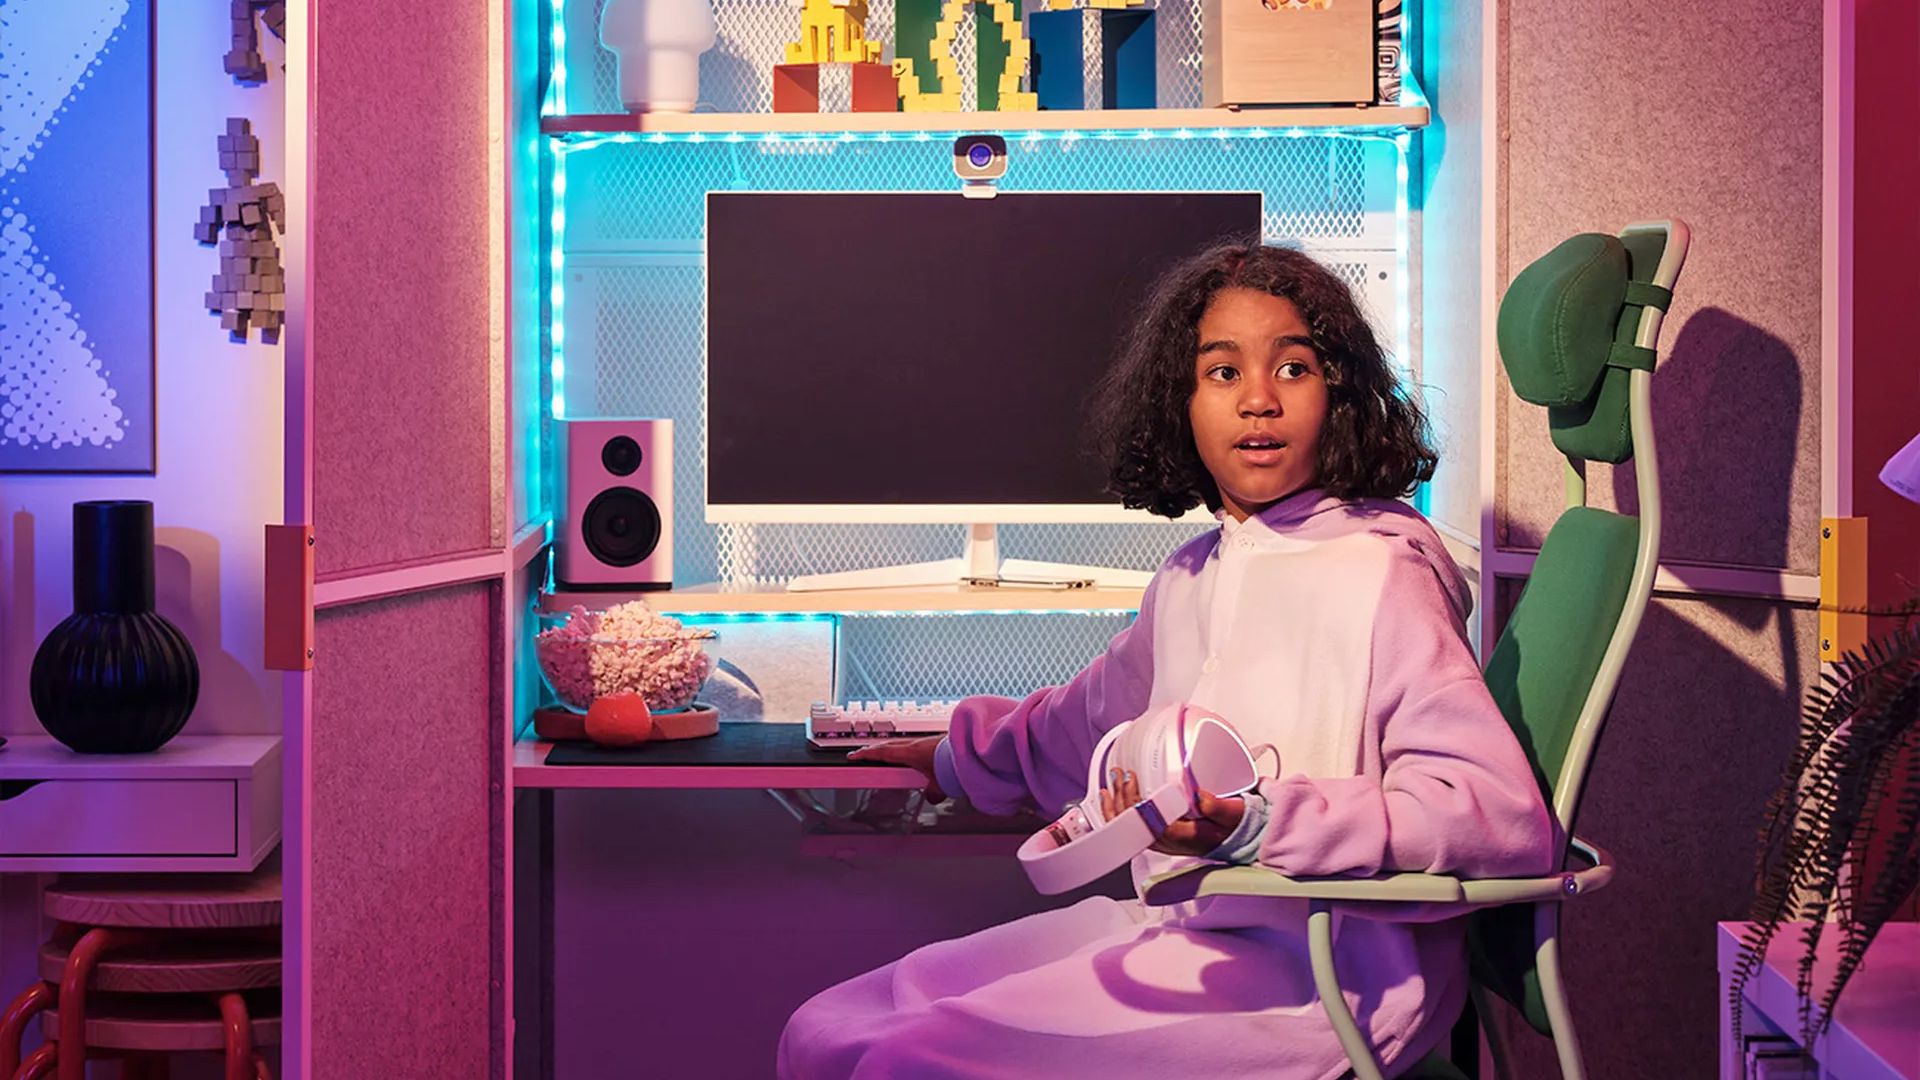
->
left=534, top=603, right=718, bottom=713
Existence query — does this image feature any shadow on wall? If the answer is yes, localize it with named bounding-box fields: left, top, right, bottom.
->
left=1486, top=306, right=1808, bottom=1077
left=1616, top=306, right=1806, bottom=574
left=2, top=511, right=37, bottom=732
left=155, top=527, right=267, bottom=736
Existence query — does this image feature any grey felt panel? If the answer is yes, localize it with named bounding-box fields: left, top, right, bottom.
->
left=1498, top=0, right=1822, bottom=574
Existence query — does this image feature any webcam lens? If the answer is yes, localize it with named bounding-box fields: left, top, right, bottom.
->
left=968, top=143, right=993, bottom=169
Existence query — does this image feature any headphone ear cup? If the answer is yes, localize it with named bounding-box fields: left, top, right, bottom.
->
left=1188, top=718, right=1259, bottom=796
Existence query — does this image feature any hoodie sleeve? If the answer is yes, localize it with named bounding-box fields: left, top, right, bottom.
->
left=1253, top=542, right=1558, bottom=879
left=937, top=576, right=1162, bottom=817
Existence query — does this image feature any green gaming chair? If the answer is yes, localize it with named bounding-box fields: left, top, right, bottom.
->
left=1140, top=219, right=1692, bottom=1080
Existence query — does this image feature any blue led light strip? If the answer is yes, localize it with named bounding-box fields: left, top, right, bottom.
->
left=551, top=123, right=1416, bottom=152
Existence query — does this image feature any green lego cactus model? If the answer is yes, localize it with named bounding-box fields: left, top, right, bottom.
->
left=892, top=0, right=1038, bottom=111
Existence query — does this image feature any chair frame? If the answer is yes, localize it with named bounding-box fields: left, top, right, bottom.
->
left=1141, top=220, right=1692, bottom=1080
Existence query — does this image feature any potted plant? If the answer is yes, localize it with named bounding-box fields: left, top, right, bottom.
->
left=1727, top=599, right=1920, bottom=1054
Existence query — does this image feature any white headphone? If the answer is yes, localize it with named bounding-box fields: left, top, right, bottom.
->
left=1017, top=703, right=1265, bottom=895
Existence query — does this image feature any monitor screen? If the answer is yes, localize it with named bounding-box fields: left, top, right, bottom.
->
left=704, top=191, right=1263, bottom=523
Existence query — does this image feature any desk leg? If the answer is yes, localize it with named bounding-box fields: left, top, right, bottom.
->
left=514, top=789, right=554, bottom=1080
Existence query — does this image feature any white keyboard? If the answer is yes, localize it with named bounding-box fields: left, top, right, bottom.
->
left=808, top=699, right=957, bottom=749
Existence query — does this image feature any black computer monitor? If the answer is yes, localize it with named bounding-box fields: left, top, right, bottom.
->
left=704, top=190, right=1263, bottom=527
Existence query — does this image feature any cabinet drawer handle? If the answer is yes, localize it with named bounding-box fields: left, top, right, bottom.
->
left=0, top=781, right=45, bottom=801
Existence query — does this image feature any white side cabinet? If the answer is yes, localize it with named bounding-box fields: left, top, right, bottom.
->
left=0, top=735, right=281, bottom=872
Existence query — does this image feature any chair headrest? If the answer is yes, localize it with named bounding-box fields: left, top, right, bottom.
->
left=1497, top=233, right=1635, bottom=408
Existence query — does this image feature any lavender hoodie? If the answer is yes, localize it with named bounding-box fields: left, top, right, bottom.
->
left=782, top=491, right=1558, bottom=1079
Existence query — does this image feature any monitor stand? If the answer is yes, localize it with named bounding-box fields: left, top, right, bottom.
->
left=784, top=524, right=1155, bottom=592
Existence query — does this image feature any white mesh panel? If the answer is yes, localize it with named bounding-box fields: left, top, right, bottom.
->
left=841, top=611, right=1138, bottom=700
left=558, top=0, right=1404, bottom=705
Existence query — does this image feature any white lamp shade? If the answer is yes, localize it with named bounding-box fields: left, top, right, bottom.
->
left=600, top=0, right=718, bottom=113
left=1882, top=430, right=1920, bottom=506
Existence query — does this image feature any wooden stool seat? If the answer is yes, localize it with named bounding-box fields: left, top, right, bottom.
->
left=2, top=854, right=284, bottom=1080
left=37, top=939, right=280, bottom=994
left=39, top=993, right=280, bottom=1054
left=45, top=856, right=281, bottom=930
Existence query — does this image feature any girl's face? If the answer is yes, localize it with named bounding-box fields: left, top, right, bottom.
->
left=1187, top=287, right=1329, bottom=522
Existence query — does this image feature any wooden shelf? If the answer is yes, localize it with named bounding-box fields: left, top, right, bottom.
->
left=539, top=582, right=1144, bottom=616
left=541, top=102, right=1428, bottom=141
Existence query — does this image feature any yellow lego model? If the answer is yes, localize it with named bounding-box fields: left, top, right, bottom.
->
left=785, top=0, right=884, bottom=65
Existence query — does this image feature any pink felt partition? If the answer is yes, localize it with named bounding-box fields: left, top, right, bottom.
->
left=309, top=0, right=499, bottom=579
left=312, top=582, right=498, bottom=1079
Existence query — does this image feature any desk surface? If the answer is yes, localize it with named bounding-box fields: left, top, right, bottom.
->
left=1717, top=920, right=1920, bottom=1079
left=513, top=723, right=926, bottom=790
left=541, top=582, right=1146, bottom=616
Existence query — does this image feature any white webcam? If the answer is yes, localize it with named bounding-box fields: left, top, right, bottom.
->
left=954, top=134, right=1007, bottom=199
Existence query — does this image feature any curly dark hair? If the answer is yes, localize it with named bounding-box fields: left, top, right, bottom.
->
left=1089, top=241, right=1437, bottom=518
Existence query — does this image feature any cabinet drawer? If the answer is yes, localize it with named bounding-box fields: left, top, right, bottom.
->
left=0, top=779, right=237, bottom=857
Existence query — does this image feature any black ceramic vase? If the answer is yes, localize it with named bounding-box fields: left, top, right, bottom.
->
left=29, top=501, right=199, bottom=753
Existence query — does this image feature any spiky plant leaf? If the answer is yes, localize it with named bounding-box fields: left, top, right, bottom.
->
left=1729, top=619, right=1920, bottom=1059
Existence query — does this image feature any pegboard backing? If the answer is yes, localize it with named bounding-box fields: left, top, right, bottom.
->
left=563, top=135, right=1395, bottom=251
left=547, top=1, right=1408, bottom=704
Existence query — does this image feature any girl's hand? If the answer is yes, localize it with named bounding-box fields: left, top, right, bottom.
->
left=847, top=736, right=947, bottom=803
left=1099, top=768, right=1244, bottom=857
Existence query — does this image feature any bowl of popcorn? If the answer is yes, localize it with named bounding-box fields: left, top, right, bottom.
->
left=534, top=601, right=717, bottom=713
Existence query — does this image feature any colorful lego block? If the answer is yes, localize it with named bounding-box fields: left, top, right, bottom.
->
left=1030, top=6, right=1154, bottom=110
left=898, top=0, right=1036, bottom=109
left=774, top=62, right=901, bottom=112
left=895, top=0, right=947, bottom=97
left=199, top=114, right=285, bottom=344
left=784, top=0, right=884, bottom=64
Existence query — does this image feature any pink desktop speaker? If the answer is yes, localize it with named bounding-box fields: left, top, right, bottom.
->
left=557, top=418, right=673, bottom=590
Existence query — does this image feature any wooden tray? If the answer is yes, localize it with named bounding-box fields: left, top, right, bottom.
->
left=532, top=703, right=719, bottom=743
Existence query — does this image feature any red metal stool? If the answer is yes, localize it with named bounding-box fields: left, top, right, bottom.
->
left=0, top=854, right=280, bottom=1080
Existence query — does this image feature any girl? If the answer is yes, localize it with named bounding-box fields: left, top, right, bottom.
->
left=778, top=243, right=1556, bottom=1079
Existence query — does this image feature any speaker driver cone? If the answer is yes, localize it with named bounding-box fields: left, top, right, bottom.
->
left=582, top=487, right=661, bottom=567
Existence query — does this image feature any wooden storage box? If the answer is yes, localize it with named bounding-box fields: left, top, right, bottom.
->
left=1202, top=0, right=1374, bottom=107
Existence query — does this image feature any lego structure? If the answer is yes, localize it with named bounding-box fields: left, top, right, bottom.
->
left=785, top=0, right=884, bottom=64
left=776, top=0, right=898, bottom=113
left=224, top=0, right=287, bottom=83
left=194, top=118, right=287, bottom=341
left=1027, top=0, right=1156, bottom=111
left=893, top=0, right=1038, bottom=111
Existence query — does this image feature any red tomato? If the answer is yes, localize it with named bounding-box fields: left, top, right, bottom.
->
left=585, top=692, right=654, bottom=747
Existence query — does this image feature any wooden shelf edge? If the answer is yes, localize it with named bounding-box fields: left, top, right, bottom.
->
left=541, top=102, right=1428, bottom=139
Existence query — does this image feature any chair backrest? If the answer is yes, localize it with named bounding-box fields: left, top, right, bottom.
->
left=1469, top=221, right=1690, bottom=1033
